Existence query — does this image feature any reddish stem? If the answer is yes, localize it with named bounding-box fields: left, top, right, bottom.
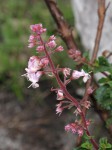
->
left=81, top=112, right=99, bottom=149
left=39, top=35, right=79, bottom=107
left=39, top=35, right=99, bottom=150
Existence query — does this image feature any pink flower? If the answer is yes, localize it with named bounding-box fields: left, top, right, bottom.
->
left=30, top=24, right=46, bottom=34
left=28, top=35, right=37, bottom=48
left=36, top=45, right=44, bottom=52
left=62, top=68, right=71, bottom=77
left=75, top=50, right=81, bottom=57
left=68, top=49, right=81, bottom=60
left=65, top=123, right=77, bottom=133
left=65, top=124, right=72, bottom=132
left=55, top=46, right=64, bottom=52
left=57, top=90, right=64, bottom=100
left=40, top=57, right=49, bottom=68
left=72, top=70, right=84, bottom=79
left=49, top=35, right=56, bottom=41
left=72, top=69, right=90, bottom=83
left=77, top=128, right=84, bottom=136
left=28, top=43, right=35, bottom=48
left=26, top=56, right=41, bottom=73
left=28, top=35, right=35, bottom=43
left=47, top=40, right=57, bottom=48
left=56, top=102, right=63, bottom=115
left=65, top=122, right=84, bottom=136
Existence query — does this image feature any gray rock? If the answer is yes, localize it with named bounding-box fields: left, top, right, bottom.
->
left=71, top=0, right=112, bottom=62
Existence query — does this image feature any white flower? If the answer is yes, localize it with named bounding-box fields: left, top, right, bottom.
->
left=72, top=70, right=84, bottom=79
left=24, top=71, right=42, bottom=88
left=72, top=69, right=90, bottom=83
left=81, top=69, right=90, bottom=83
left=57, top=90, right=64, bottom=100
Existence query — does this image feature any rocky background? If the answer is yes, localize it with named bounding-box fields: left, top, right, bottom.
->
left=71, top=0, right=112, bottom=62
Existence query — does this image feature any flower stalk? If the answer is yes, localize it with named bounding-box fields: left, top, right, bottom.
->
left=23, top=24, right=99, bottom=149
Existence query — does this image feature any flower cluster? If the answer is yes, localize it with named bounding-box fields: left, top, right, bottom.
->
left=68, top=49, right=82, bottom=61
left=65, top=120, right=90, bottom=136
left=22, top=56, right=49, bottom=88
left=65, top=124, right=84, bottom=136
left=52, top=89, right=68, bottom=115
left=23, top=23, right=92, bottom=139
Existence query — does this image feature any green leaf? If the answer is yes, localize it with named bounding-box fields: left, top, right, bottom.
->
left=83, top=51, right=90, bottom=61
left=94, top=66, right=112, bottom=73
left=98, top=56, right=109, bottom=66
left=82, top=64, right=93, bottom=73
left=99, top=137, right=112, bottom=149
left=107, top=81, right=112, bottom=87
left=93, top=56, right=112, bottom=73
left=95, top=85, right=112, bottom=111
left=81, top=141, right=93, bottom=150
left=98, top=78, right=109, bottom=84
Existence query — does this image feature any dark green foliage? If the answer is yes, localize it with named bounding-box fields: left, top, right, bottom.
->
left=94, top=56, right=112, bottom=130
left=93, top=56, right=112, bottom=73
left=94, top=56, right=112, bottom=112
left=95, top=84, right=112, bottom=111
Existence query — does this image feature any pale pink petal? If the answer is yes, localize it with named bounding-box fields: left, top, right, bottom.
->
left=47, top=40, right=57, bottom=48
left=63, top=68, right=71, bottom=77
left=57, top=90, right=64, bottom=100
left=55, top=46, right=64, bottom=52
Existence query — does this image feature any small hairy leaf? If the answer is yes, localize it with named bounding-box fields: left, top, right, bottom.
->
left=95, top=85, right=112, bottom=111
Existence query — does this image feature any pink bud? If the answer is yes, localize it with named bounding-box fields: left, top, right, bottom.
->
left=77, top=128, right=84, bottom=136
left=28, top=43, right=35, bottom=48
left=68, top=49, right=81, bottom=60
left=49, top=35, right=56, bottom=41
left=86, top=120, right=91, bottom=126
left=65, top=124, right=71, bottom=132
left=47, top=40, right=57, bottom=48
left=40, top=57, right=49, bottom=67
left=28, top=35, right=35, bottom=43
left=36, top=45, right=44, bottom=52
left=30, top=24, right=46, bottom=34
left=55, top=46, right=64, bottom=52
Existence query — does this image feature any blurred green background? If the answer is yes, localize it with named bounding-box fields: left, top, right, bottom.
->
left=0, top=0, right=79, bottom=100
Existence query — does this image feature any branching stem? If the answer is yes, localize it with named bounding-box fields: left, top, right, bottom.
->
left=39, top=35, right=99, bottom=150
